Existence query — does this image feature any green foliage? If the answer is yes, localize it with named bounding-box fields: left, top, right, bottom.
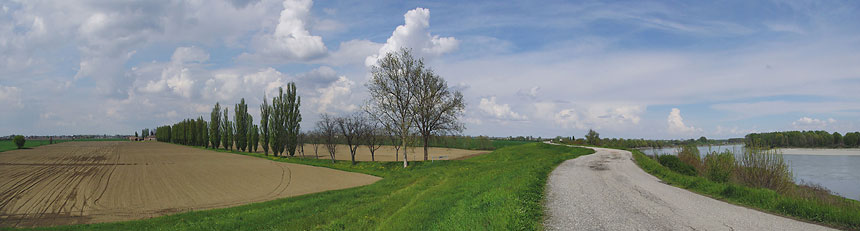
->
left=0, top=139, right=126, bottom=153
left=585, top=129, right=600, bottom=146
left=677, top=145, right=702, bottom=174
left=13, top=135, right=25, bottom=149
left=657, top=155, right=697, bottom=176
left=631, top=148, right=860, bottom=230
left=268, top=85, right=301, bottom=157
left=28, top=143, right=594, bottom=231
left=260, top=94, right=271, bottom=156
left=703, top=151, right=735, bottom=183
left=735, top=147, right=794, bottom=193
left=746, top=130, right=860, bottom=148
left=234, top=98, right=249, bottom=152
left=210, top=102, right=222, bottom=149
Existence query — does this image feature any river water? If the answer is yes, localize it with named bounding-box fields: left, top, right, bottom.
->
left=639, top=144, right=860, bottom=201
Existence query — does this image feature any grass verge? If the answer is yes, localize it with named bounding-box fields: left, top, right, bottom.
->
left=9, top=142, right=592, bottom=231
left=629, top=148, right=860, bottom=230
left=0, top=139, right=127, bottom=153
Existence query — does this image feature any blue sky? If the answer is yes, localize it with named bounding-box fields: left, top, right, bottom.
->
left=1, top=0, right=859, bottom=139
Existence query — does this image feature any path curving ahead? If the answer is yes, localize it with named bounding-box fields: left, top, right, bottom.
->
left=543, top=145, right=834, bottom=230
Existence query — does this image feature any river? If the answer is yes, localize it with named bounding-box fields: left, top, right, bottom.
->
left=639, top=144, right=860, bottom=201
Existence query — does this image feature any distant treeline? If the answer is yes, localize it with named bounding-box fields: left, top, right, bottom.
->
left=557, top=136, right=742, bottom=149
left=745, top=131, right=860, bottom=148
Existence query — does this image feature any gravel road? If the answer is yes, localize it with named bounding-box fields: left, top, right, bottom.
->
left=543, top=145, right=834, bottom=230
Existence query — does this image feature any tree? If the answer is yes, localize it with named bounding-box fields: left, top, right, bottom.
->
left=337, top=113, right=366, bottom=165
left=226, top=121, right=234, bottom=151
left=142, top=129, right=149, bottom=139
left=270, top=88, right=287, bottom=156
left=364, top=120, right=384, bottom=161
left=586, top=129, right=601, bottom=146
left=366, top=48, right=423, bottom=168
left=411, top=66, right=465, bottom=161
left=309, top=130, right=321, bottom=159
left=297, top=132, right=306, bottom=157
left=286, top=83, right=302, bottom=157
left=234, top=98, right=249, bottom=152
left=317, top=114, right=339, bottom=163
left=210, top=102, right=222, bottom=149
left=222, top=107, right=230, bottom=150
left=13, top=135, right=25, bottom=149
left=698, top=136, right=708, bottom=143
left=135, top=131, right=139, bottom=139
left=833, top=132, right=843, bottom=147
left=251, top=125, right=259, bottom=152
left=260, top=94, right=271, bottom=155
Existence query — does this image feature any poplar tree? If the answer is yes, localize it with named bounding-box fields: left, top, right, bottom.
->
left=260, top=94, right=271, bottom=155
left=210, top=102, right=222, bottom=149
left=234, top=98, right=249, bottom=151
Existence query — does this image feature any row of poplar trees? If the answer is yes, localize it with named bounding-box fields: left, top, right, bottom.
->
left=154, top=83, right=302, bottom=157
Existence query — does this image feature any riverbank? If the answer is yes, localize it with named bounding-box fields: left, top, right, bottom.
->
left=780, top=148, right=860, bottom=156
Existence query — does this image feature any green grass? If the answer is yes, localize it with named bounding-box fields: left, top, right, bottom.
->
left=0, top=139, right=128, bottom=153
left=8, top=142, right=593, bottom=231
left=629, top=148, right=860, bottom=230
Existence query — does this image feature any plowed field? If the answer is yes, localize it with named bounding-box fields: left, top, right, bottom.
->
left=0, top=141, right=380, bottom=228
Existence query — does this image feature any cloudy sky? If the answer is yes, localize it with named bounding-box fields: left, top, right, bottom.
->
left=1, top=0, right=859, bottom=139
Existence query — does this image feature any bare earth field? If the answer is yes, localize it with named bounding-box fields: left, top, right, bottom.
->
left=252, top=144, right=489, bottom=161
left=0, top=141, right=380, bottom=228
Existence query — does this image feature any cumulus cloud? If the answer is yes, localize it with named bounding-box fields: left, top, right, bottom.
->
left=313, top=76, right=356, bottom=113
left=478, top=97, right=526, bottom=120
left=792, top=117, right=835, bottom=130
left=667, top=108, right=700, bottom=134
left=137, top=47, right=210, bottom=98
left=365, top=8, right=459, bottom=66
left=244, top=0, right=328, bottom=62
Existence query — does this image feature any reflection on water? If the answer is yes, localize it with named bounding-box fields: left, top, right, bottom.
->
left=640, top=144, right=860, bottom=201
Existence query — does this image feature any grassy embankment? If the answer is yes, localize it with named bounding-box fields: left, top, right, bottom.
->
left=0, top=139, right=127, bottom=152
left=13, top=142, right=592, bottom=231
left=629, top=148, right=860, bottom=230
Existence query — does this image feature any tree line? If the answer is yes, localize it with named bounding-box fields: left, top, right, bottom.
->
left=147, top=48, right=465, bottom=168
left=745, top=131, right=860, bottom=148
left=154, top=83, right=300, bottom=156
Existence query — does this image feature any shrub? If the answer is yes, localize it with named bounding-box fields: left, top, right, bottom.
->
left=736, top=147, right=793, bottom=193
left=13, top=135, right=26, bottom=149
left=657, top=154, right=697, bottom=176
left=703, top=150, right=735, bottom=183
left=677, top=145, right=702, bottom=174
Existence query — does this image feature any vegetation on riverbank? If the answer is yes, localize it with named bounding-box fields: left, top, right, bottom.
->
left=746, top=130, right=860, bottom=148
left=14, top=143, right=592, bottom=230
left=631, top=148, right=860, bottom=230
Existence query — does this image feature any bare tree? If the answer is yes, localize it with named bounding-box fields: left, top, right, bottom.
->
left=310, top=130, right=321, bottom=159
left=366, top=48, right=423, bottom=168
left=317, top=114, right=339, bottom=163
left=297, top=132, right=306, bottom=158
left=412, top=68, right=465, bottom=160
left=382, top=120, right=402, bottom=162
left=364, top=120, right=384, bottom=162
left=337, top=113, right=366, bottom=165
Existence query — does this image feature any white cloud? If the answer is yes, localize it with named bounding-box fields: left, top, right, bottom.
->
left=313, top=76, right=356, bottom=113
left=137, top=47, right=210, bottom=98
left=244, top=0, right=328, bottom=62
left=553, top=104, right=643, bottom=130
left=365, top=8, right=459, bottom=66
left=478, top=97, right=526, bottom=120
left=667, top=108, right=700, bottom=134
left=792, top=117, right=835, bottom=130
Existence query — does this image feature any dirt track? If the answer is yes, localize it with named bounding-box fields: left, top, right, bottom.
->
left=543, top=145, right=833, bottom=230
left=0, top=141, right=380, bottom=228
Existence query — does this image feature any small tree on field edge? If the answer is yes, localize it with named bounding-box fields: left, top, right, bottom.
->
left=13, top=135, right=26, bottom=149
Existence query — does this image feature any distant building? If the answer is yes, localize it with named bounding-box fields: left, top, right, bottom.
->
left=128, top=136, right=140, bottom=141
left=144, top=136, right=156, bottom=141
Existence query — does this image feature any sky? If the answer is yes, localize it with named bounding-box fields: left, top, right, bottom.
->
left=1, top=0, right=859, bottom=139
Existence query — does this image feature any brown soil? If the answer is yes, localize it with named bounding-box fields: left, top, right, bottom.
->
left=250, top=144, right=489, bottom=161
left=0, top=141, right=380, bottom=228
